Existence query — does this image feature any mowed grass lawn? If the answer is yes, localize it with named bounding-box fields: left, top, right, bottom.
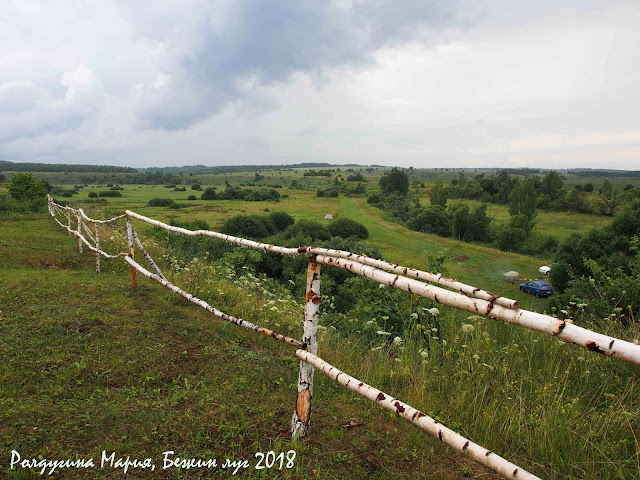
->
left=0, top=213, right=501, bottom=480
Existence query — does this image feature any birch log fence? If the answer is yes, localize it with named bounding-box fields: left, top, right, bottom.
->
left=46, top=196, right=640, bottom=480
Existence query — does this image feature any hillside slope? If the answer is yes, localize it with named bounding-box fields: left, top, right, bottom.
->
left=0, top=213, right=501, bottom=479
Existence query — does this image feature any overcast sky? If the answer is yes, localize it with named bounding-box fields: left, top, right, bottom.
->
left=1, top=0, right=639, bottom=169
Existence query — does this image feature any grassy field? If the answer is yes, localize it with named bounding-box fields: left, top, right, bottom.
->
left=2, top=207, right=639, bottom=479
left=58, top=183, right=561, bottom=309
left=2, top=169, right=640, bottom=479
left=1, top=213, right=503, bottom=480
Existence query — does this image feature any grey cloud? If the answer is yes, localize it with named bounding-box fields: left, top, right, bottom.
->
left=125, top=1, right=461, bottom=129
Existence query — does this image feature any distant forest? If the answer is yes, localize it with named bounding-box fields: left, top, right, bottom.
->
left=0, top=161, right=137, bottom=173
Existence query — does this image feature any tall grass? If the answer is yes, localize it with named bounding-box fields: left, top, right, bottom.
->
left=149, top=238, right=639, bottom=479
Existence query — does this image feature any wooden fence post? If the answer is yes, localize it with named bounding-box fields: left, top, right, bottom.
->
left=291, top=258, right=322, bottom=438
left=77, top=215, right=83, bottom=253
left=95, top=224, right=100, bottom=274
left=125, top=214, right=137, bottom=287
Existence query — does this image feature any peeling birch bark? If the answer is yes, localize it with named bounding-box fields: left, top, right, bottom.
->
left=81, top=222, right=96, bottom=244
left=48, top=208, right=127, bottom=259
left=296, top=349, right=540, bottom=480
left=132, top=230, right=166, bottom=280
left=78, top=208, right=126, bottom=224
left=47, top=199, right=640, bottom=367
left=77, top=215, right=83, bottom=254
left=125, top=256, right=304, bottom=348
left=306, top=247, right=519, bottom=309
left=125, top=210, right=301, bottom=256
left=95, top=224, right=100, bottom=274
left=313, top=255, right=640, bottom=366
left=291, top=261, right=322, bottom=438
left=125, top=214, right=138, bottom=287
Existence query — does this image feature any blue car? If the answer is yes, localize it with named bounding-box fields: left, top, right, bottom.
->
left=520, top=280, right=554, bottom=298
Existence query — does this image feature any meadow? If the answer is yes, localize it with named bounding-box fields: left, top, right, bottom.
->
left=1, top=168, right=639, bottom=479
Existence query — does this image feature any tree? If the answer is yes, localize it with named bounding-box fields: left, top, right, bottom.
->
left=467, top=204, right=491, bottom=241
left=406, top=205, right=451, bottom=237
left=379, top=168, right=409, bottom=197
left=429, top=181, right=447, bottom=207
left=201, top=187, right=217, bottom=200
left=269, top=211, right=295, bottom=232
left=8, top=172, right=50, bottom=211
left=592, top=179, right=620, bottom=216
left=508, top=178, right=538, bottom=231
left=495, top=225, right=526, bottom=252
left=540, top=171, right=564, bottom=204
left=450, top=203, right=470, bottom=240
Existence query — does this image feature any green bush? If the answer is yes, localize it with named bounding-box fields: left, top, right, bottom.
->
left=327, top=218, right=368, bottom=239
left=269, top=211, right=295, bottom=232
left=201, top=187, right=217, bottom=200
left=98, top=191, right=122, bottom=197
left=7, top=172, right=50, bottom=212
left=284, top=220, right=330, bottom=241
left=220, top=215, right=275, bottom=239
left=187, top=195, right=197, bottom=200
left=147, top=198, right=175, bottom=207
left=88, top=192, right=98, bottom=198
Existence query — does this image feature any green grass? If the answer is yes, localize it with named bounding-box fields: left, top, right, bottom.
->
left=1, top=214, right=501, bottom=480
left=2, top=208, right=639, bottom=479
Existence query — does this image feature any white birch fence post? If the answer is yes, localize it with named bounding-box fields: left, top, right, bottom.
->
left=95, top=224, right=100, bottom=274
left=77, top=215, right=83, bottom=253
left=125, top=214, right=137, bottom=287
left=291, top=259, right=322, bottom=438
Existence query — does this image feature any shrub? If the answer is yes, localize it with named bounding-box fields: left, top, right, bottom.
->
left=187, top=195, right=197, bottom=200
left=147, top=198, right=175, bottom=207
left=269, top=211, right=295, bottom=232
left=88, top=192, right=98, bottom=198
left=201, top=187, right=217, bottom=200
left=407, top=205, right=451, bottom=237
left=191, top=183, right=202, bottom=191
left=98, top=191, right=122, bottom=197
left=8, top=173, right=50, bottom=211
left=284, top=220, right=330, bottom=241
left=220, top=215, right=275, bottom=239
left=327, top=218, right=368, bottom=239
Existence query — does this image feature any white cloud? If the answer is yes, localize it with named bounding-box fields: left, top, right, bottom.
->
left=0, top=0, right=638, bottom=169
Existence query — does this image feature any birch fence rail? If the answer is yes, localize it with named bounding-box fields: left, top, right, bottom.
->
left=46, top=196, right=640, bottom=480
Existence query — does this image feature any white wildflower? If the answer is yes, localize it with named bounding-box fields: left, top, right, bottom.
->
left=392, top=336, right=403, bottom=347
left=377, top=330, right=391, bottom=336
left=460, top=323, right=475, bottom=334
left=428, top=308, right=440, bottom=316
left=420, top=350, right=429, bottom=359
left=410, top=312, right=419, bottom=320
left=473, top=354, right=480, bottom=361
